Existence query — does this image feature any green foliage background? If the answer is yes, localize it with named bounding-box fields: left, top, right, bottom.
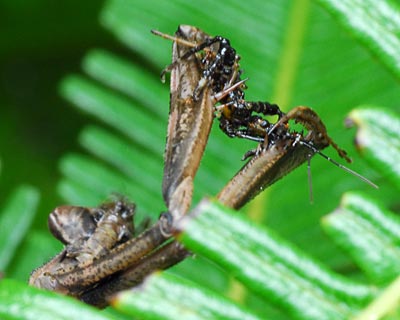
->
left=0, top=0, right=399, bottom=319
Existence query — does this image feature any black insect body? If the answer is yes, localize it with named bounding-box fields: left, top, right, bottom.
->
left=154, top=28, right=284, bottom=146
left=218, top=100, right=284, bottom=144
left=193, top=36, right=238, bottom=98
left=184, top=35, right=284, bottom=145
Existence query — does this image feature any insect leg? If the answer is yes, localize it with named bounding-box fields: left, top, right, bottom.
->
left=80, top=241, right=189, bottom=308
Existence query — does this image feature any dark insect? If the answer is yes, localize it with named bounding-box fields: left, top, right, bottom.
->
left=152, top=27, right=284, bottom=146
left=188, top=35, right=284, bottom=142
left=175, top=32, right=377, bottom=193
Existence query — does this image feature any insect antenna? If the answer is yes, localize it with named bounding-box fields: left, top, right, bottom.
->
left=298, top=139, right=378, bottom=189
left=307, top=154, right=314, bottom=203
left=151, top=29, right=199, bottom=82
left=151, top=29, right=197, bottom=48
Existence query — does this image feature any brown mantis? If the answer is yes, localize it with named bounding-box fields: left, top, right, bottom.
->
left=29, top=25, right=377, bottom=308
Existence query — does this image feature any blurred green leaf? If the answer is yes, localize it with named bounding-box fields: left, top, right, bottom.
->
left=179, top=200, right=375, bottom=320
left=82, top=49, right=168, bottom=116
left=347, top=107, right=400, bottom=190
left=0, top=186, right=39, bottom=271
left=113, top=273, right=262, bottom=320
left=354, top=275, right=400, bottom=320
left=58, top=153, right=163, bottom=218
left=323, top=192, right=400, bottom=284
left=60, top=75, right=165, bottom=155
left=0, top=279, right=116, bottom=320
left=78, top=125, right=163, bottom=192
left=316, top=0, right=400, bottom=80
left=7, top=231, right=61, bottom=282
left=57, top=178, right=108, bottom=208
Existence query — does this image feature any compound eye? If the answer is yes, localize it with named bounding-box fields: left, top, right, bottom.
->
left=48, top=206, right=97, bottom=245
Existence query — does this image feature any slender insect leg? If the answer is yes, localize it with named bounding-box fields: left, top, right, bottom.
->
left=161, top=25, right=213, bottom=220
left=53, top=216, right=171, bottom=295
left=80, top=241, right=189, bottom=308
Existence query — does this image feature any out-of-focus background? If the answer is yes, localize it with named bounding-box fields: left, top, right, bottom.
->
left=0, top=0, right=115, bottom=223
